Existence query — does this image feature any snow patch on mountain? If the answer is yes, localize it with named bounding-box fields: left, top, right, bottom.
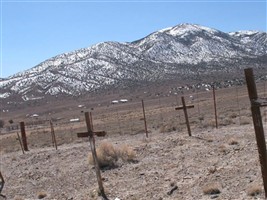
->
left=0, top=23, right=266, bottom=99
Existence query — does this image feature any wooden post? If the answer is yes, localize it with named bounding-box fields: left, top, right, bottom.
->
left=141, top=99, right=148, bottom=138
left=17, top=132, right=25, bottom=154
left=175, top=96, right=194, bottom=136
left=50, top=120, right=58, bottom=150
left=78, top=112, right=108, bottom=200
left=0, top=171, right=4, bottom=194
left=19, top=121, right=29, bottom=151
left=245, top=68, right=267, bottom=198
left=236, top=86, right=241, bottom=124
left=212, top=85, right=218, bottom=129
left=89, top=112, right=94, bottom=131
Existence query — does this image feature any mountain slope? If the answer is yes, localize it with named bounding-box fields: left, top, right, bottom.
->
left=0, top=23, right=266, bottom=99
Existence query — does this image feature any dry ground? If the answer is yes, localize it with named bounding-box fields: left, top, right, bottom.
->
left=0, top=80, right=267, bottom=199
left=1, top=124, right=267, bottom=199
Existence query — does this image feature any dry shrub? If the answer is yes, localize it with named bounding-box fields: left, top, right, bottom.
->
left=89, top=141, right=136, bottom=169
left=89, top=188, right=100, bottom=199
left=202, top=119, right=216, bottom=128
left=89, top=141, right=118, bottom=168
left=203, top=183, right=221, bottom=195
left=14, top=196, right=24, bottom=200
left=198, top=115, right=204, bottom=121
left=219, top=144, right=228, bottom=154
left=247, top=184, right=262, bottom=196
left=37, top=191, right=47, bottom=199
left=117, top=144, right=136, bottom=162
left=228, top=138, right=238, bottom=145
left=240, top=116, right=251, bottom=125
left=159, top=124, right=177, bottom=133
left=207, top=138, right=213, bottom=143
left=207, top=166, right=217, bottom=174
left=229, top=112, right=238, bottom=119
left=220, top=118, right=234, bottom=126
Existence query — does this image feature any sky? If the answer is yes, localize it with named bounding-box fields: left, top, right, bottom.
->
left=0, top=0, right=266, bottom=78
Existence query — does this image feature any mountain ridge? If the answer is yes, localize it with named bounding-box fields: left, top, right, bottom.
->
left=1, top=23, right=266, bottom=100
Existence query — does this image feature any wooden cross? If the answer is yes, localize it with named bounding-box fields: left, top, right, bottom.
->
left=77, top=112, right=108, bottom=200
left=20, top=121, right=29, bottom=151
left=0, top=171, right=5, bottom=198
left=50, top=120, right=58, bottom=150
left=77, top=130, right=106, bottom=138
left=141, top=99, right=148, bottom=138
left=245, top=68, right=267, bottom=198
left=77, top=112, right=106, bottom=138
left=175, top=96, right=194, bottom=136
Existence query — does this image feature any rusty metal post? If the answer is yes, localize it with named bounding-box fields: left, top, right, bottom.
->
left=17, top=132, right=25, bottom=154
left=50, top=120, right=58, bottom=150
left=85, top=112, right=108, bottom=200
left=181, top=96, right=192, bottom=136
left=141, top=99, right=148, bottom=138
left=245, top=68, right=267, bottom=198
left=20, top=121, right=29, bottom=151
left=212, top=85, right=218, bottom=129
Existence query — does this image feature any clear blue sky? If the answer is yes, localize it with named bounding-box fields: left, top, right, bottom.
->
left=0, top=0, right=266, bottom=78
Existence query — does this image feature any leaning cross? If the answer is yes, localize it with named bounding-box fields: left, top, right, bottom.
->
left=175, top=96, right=194, bottom=136
left=77, top=112, right=108, bottom=200
left=0, top=171, right=5, bottom=198
left=245, top=68, right=267, bottom=198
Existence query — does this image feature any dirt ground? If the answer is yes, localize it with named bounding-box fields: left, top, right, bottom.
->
left=1, top=124, right=267, bottom=200
left=0, top=80, right=267, bottom=200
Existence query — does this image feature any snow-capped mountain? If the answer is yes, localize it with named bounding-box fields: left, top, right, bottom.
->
left=0, top=23, right=266, bottom=99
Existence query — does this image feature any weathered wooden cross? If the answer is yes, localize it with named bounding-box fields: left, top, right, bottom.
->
left=49, top=120, right=58, bottom=150
left=0, top=171, right=5, bottom=198
left=20, top=121, right=29, bottom=151
left=245, top=68, right=267, bottom=198
left=141, top=99, right=148, bottom=138
left=77, top=112, right=108, bottom=200
left=175, top=96, right=194, bottom=136
left=16, top=132, right=25, bottom=154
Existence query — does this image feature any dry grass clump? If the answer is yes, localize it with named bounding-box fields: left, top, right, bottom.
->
left=228, top=138, right=238, bottom=145
left=207, top=166, right=217, bottom=174
left=89, top=188, right=101, bottom=199
left=37, top=191, right=47, bottom=199
left=89, top=141, right=118, bottom=168
left=88, top=141, right=136, bottom=169
left=14, top=196, right=24, bottom=200
left=117, top=144, right=136, bottom=162
left=220, top=118, right=234, bottom=126
left=202, top=119, right=216, bottom=128
left=247, top=184, right=262, bottom=196
left=203, top=183, right=221, bottom=195
left=219, top=144, right=229, bottom=154
left=229, top=112, right=238, bottom=119
left=159, top=124, right=178, bottom=133
left=240, top=116, right=251, bottom=125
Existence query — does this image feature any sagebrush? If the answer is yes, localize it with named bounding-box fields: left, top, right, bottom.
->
left=88, top=141, right=136, bottom=168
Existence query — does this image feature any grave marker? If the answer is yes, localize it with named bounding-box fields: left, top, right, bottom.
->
left=175, top=96, right=194, bottom=136
left=0, top=171, right=4, bottom=195
left=16, top=132, right=25, bottom=154
left=212, top=85, right=218, bottom=128
left=77, top=112, right=108, bottom=200
left=19, top=122, right=29, bottom=151
left=141, top=99, right=148, bottom=138
left=245, top=68, right=267, bottom=198
left=50, top=120, right=58, bottom=150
